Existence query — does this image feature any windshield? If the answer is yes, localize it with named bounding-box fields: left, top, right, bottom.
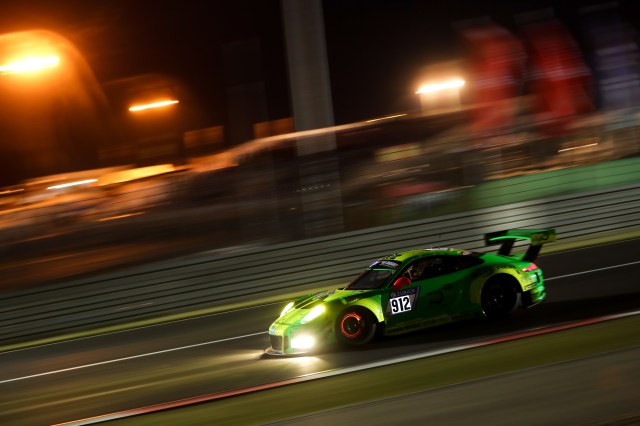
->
left=345, top=269, right=394, bottom=290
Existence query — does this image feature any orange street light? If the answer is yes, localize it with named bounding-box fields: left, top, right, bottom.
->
left=415, top=78, right=465, bottom=94
left=128, top=99, right=179, bottom=112
left=0, top=55, right=59, bottom=75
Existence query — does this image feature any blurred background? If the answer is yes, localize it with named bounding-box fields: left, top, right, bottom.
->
left=1, top=0, right=640, bottom=290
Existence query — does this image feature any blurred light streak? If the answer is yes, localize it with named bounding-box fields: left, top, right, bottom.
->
left=416, top=79, right=465, bottom=94
left=99, top=164, right=177, bottom=185
left=558, top=143, right=599, bottom=153
left=0, top=188, right=24, bottom=195
left=0, top=55, right=59, bottom=74
left=97, top=212, right=146, bottom=222
left=129, top=100, right=179, bottom=112
left=195, top=113, right=428, bottom=171
left=365, top=113, right=407, bottom=123
left=46, top=179, right=97, bottom=190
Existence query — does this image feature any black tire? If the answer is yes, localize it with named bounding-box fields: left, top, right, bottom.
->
left=335, top=306, right=378, bottom=347
left=481, top=279, right=519, bottom=320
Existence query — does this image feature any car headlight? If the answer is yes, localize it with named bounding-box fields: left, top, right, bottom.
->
left=279, top=302, right=294, bottom=318
left=290, top=335, right=316, bottom=350
left=300, top=305, right=325, bottom=324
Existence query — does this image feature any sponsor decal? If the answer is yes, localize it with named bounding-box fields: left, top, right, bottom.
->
left=370, top=260, right=401, bottom=270
left=387, top=287, right=419, bottom=315
left=531, top=231, right=555, bottom=245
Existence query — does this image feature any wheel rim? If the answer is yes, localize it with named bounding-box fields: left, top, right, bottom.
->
left=487, top=284, right=515, bottom=312
left=341, top=312, right=363, bottom=339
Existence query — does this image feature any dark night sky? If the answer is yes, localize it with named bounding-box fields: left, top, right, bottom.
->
left=0, top=0, right=638, bottom=126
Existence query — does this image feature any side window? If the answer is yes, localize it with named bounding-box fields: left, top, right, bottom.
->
left=405, top=257, right=450, bottom=281
left=446, top=255, right=484, bottom=271
left=422, top=257, right=449, bottom=278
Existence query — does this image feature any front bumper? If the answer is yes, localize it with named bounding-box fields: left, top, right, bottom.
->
left=265, top=320, right=331, bottom=356
left=265, top=334, right=306, bottom=356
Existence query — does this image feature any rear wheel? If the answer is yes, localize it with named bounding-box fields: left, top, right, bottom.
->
left=335, top=307, right=378, bottom=347
left=481, top=279, right=519, bottom=320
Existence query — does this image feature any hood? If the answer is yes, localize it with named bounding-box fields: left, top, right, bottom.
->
left=277, top=288, right=375, bottom=326
left=293, top=288, right=369, bottom=309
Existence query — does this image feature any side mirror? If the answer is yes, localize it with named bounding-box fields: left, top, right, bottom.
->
left=392, top=276, right=411, bottom=291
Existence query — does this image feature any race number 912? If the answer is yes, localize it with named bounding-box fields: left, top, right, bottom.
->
left=390, top=295, right=411, bottom=314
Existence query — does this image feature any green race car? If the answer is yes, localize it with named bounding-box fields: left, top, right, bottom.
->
left=266, top=229, right=555, bottom=355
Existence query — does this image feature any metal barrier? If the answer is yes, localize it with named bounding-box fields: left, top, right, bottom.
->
left=2, top=182, right=640, bottom=346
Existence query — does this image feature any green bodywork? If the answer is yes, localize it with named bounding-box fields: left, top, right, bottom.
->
left=267, top=229, right=555, bottom=355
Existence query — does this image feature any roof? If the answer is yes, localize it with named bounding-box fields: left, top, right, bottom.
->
left=381, top=248, right=472, bottom=263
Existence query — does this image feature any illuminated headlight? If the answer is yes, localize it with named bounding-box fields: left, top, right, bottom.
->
left=300, top=305, right=325, bottom=324
left=279, top=302, right=294, bottom=318
left=290, top=335, right=316, bottom=350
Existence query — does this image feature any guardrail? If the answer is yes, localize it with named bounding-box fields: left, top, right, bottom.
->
left=2, top=182, right=640, bottom=346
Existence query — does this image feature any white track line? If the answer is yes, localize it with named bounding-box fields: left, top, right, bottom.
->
left=0, top=332, right=265, bottom=385
left=546, top=260, right=640, bottom=281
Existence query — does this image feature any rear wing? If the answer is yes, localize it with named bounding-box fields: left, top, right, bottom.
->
left=484, top=229, right=556, bottom=262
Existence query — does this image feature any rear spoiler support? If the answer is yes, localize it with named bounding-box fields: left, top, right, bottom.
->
left=484, top=229, right=557, bottom=262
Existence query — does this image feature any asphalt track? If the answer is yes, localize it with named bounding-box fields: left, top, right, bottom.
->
left=1, top=238, right=639, bottom=425
left=272, top=345, right=640, bottom=426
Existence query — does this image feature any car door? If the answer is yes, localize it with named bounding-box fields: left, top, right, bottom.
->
left=384, top=255, right=477, bottom=330
left=411, top=256, right=461, bottom=317
left=383, top=256, right=452, bottom=329
left=416, top=255, right=486, bottom=316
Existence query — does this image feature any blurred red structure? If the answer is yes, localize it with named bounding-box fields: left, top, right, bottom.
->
left=521, top=16, right=594, bottom=137
left=459, top=22, right=525, bottom=141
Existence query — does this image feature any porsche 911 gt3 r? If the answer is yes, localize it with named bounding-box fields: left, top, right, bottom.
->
left=266, top=229, right=555, bottom=355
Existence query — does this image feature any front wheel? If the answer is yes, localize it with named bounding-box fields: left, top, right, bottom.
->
left=335, top=307, right=378, bottom=347
left=481, top=280, right=519, bottom=320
